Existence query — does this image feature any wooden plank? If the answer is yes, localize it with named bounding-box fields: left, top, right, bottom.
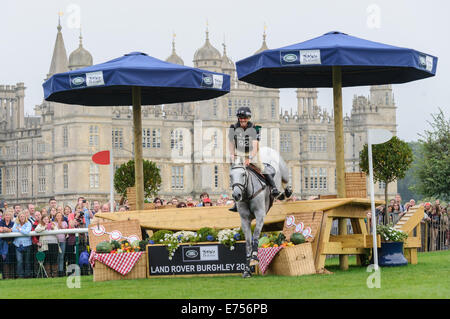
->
left=338, top=218, right=349, bottom=270
left=322, top=242, right=366, bottom=255
left=329, top=234, right=367, bottom=248
left=94, top=199, right=382, bottom=231
left=315, top=214, right=333, bottom=270
left=396, top=206, right=424, bottom=234
left=404, top=236, right=422, bottom=248
left=364, top=235, right=381, bottom=248
left=404, top=248, right=418, bottom=265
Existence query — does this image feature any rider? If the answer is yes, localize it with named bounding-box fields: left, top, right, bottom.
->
left=228, top=106, right=280, bottom=212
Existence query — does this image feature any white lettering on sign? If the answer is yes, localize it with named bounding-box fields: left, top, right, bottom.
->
left=86, top=71, right=105, bottom=87
left=300, top=50, right=321, bottom=65
left=213, top=74, right=223, bottom=89
left=200, top=246, right=219, bottom=261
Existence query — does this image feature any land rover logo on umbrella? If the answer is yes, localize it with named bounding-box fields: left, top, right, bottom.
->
left=283, top=54, right=298, bottom=63
left=204, top=76, right=213, bottom=85
left=71, top=77, right=85, bottom=86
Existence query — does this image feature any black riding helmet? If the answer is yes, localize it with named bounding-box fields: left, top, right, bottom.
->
left=236, top=106, right=251, bottom=118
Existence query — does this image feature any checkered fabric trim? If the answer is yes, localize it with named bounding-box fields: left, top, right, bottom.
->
left=257, top=246, right=284, bottom=274
left=89, top=251, right=144, bottom=276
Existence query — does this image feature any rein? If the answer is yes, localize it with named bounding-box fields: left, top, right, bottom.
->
left=231, top=166, right=266, bottom=201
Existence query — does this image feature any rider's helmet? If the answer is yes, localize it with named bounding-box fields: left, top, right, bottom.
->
left=236, top=107, right=252, bottom=118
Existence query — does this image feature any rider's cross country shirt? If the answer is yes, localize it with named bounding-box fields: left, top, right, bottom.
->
left=228, top=121, right=261, bottom=154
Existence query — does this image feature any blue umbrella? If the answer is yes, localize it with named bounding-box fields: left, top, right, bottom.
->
left=44, top=52, right=230, bottom=210
left=236, top=31, right=437, bottom=198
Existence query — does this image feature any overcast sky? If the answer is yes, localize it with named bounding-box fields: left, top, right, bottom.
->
left=1, top=0, right=448, bottom=142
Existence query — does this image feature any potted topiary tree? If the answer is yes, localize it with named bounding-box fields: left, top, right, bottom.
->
left=376, top=224, right=409, bottom=267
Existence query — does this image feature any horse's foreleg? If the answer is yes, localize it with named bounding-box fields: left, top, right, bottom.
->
left=249, top=210, right=265, bottom=266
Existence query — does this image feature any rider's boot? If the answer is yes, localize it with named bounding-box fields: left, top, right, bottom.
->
left=228, top=202, right=238, bottom=212
left=263, top=174, right=281, bottom=198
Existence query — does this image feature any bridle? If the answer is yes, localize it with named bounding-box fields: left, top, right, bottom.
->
left=231, top=165, right=266, bottom=201
left=231, top=165, right=249, bottom=199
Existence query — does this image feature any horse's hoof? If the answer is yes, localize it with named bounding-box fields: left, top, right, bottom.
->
left=284, top=186, right=293, bottom=198
left=242, top=271, right=252, bottom=278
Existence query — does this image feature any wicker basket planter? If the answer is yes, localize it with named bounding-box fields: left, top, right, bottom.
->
left=265, top=243, right=316, bottom=276
left=92, top=252, right=147, bottom=282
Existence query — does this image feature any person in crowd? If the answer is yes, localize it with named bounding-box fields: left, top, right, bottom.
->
left=35, top=214, right=59, bottom=278
left=0, top=209, right=16, bottom=279
left=404, top=202, right=411, bottom=212
left=185, top=197, right=194, bottom=207
left=196, top=192, right=210, bottom=207
left=54, top=212, right=68, bottom=277
left=0, top=200, right=7, bottom=215
left=64, top=205, right=72, bottom=222
left=215, top=198, right=224, bottom=206
left=27, top=204, right=36, bottom=224
left=171, top=198, right=179, bottom=206
left=202, top=198, right=213, bottom=207
left=176, top=202, right=187, bottom=208
left=47, top=198, right=57, bottom=215
left=429, top=205, right=441, bottom=251
left=80, top=200, right=93, bottom=227
left=409, top=198, right=416, bottom=208
left=395, top=194, right=405, bottom=212
left=118, top=206, right=127, bottom=212
left=424, top=202, right=433, bottom=217
left=12, top=212, right=32, bottom=278
left=153, top=198, right=163, bottom=208
left=13, top=204, right=22, bottom=218
left=91, top=200, right=101, bottom=215
left=392, top=203, right=402, bottom=225
left=49, top=207, right=57, bottom=221
left=386, top=205, right=394, bottom=224
left=100, top=203, right=110, bottom=213
left=30, top=211, right=42, bottom=278
left=65, top=218, right=77, bottom=268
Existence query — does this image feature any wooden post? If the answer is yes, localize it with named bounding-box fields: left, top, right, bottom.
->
left=332, top=66, right=346, bottom=198
left=132, top=86, right=144, bottom=211
left=338, top=218, right=349, bottom=270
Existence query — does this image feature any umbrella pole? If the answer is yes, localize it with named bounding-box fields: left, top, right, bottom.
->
left=332, top=66, right=346, bottom=198
left=132, top=86, right=144, bottom=211
left=333, top=66, right=348, bottom=271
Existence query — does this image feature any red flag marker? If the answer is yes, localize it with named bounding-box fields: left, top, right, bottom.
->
left=92, top=150, right=110, bottom=165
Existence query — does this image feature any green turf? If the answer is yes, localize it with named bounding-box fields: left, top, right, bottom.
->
left=1, top=250, right=448, bottom=299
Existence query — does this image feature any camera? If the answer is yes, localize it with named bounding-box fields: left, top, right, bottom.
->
left=82, top=200, right=87, bottom=203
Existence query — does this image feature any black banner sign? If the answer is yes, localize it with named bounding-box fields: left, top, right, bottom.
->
left=147, top=242, right=249, bottom=276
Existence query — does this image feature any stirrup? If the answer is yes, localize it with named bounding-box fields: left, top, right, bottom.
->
left=271, top=188, right=281, bottom=197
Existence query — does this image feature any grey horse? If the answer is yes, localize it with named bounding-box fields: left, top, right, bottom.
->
left=229, top=150, right=291, bottom=278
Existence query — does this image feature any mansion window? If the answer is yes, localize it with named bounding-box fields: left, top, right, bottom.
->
left=63, top=126, right=68, bottom=148
left=304, top=167, right=328, bottom=190
left=89, top=125, right=99, bottom=147
left=63, top=164, right=69, bottom=189
left=379, top=181, right=386, bottom=190
left=38, top=166, right=46, bottom=193
left=170, top=129, right=184, bottom=155
left=20, top=143, right=29, bottom=154
left=143, top=128, right=161, bottom=149
left=112, top=128, right=123, bottom=149
left=89, top=164, right=99, bottom=188
left=143, top=128, right=152, bottom=149
left=308, top=135, right=327, bottom=152
left=214, top=165, right=219, bottom=188
left=280, top=133, right=292, bottom=153
left=228, top=99, right=233, bottom=117
left=37, top=143, right=45, bottom=154
left=213, top=99, right=218, bottom=116
left=0, top=168, right=2, bottom=195
left=20, top=166, right=28, bottom=194
left=171, top=166, right=184, bottom=190
left=6, top=167, right=16, bottom=195
left=152, top=128, right=161, bottom=148
left=271, top=100, right=276, bottom=119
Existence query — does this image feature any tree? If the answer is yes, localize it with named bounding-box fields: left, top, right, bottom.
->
left=359, top=135, right=413, bottom=211
left=413, top=108, right=450, bottom=201
left=114, top=159, right=161, bottom=200
left=397, top=141, right=423, bottom=202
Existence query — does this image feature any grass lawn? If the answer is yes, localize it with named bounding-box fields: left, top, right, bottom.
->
left=1, top=250, right=448, bottom=299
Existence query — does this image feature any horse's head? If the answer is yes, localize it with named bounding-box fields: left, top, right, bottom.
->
left=230, top=164, right=247, bottom=202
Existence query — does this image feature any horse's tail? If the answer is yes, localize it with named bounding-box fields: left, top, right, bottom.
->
left=278, top=155, right=289, bottom=184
